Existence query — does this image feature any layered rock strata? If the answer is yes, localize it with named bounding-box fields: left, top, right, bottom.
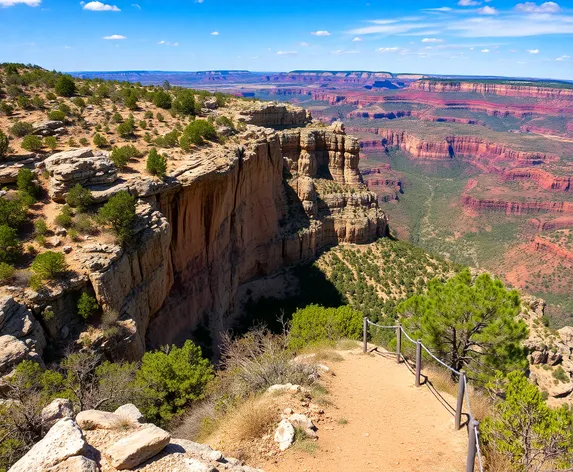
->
left=3, top=112, right=386, bottom=364
left=410, top=80, right=573, bottom=100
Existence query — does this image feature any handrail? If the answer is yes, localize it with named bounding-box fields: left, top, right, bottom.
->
left=364, top=317, right=484, bottom=472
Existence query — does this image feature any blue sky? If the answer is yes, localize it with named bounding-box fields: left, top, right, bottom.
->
left=1, top=0, right=572, bottom=79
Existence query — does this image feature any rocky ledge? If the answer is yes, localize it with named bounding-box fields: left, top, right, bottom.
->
left=9, top=404, right=262, bottom=472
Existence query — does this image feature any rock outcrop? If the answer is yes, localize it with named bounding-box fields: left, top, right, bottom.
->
left=503, top=168, right=571, bottom=192
left=410, top=80, right=573, bottom=100
left=520, top=296, right=573, bottom=405
left=9, top=405, right=264, bottom=472
left=462, top=195, right=573, bottom=215
left=44, top=148, right=118, bottom=202
left=9, top=418, right=89, bottom=472
left=361, top=129, right=558, bottom=164
left=0, top=297, right=46, bottom=373
left=238, top=103, right=310, bottom=128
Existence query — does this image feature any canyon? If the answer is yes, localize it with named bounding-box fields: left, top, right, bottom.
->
left=0, top=104, right=387, bottom=372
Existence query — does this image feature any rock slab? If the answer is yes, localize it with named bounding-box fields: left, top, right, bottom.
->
left=106, top=424, right=171, bottom=470
left=9, top=418, right=86, bottom=472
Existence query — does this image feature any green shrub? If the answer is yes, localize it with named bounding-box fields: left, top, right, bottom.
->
left=31, top=95, right=45, bottom=110
left=79, top=138, right=89, bottom=147
left=0, top=101, right=14, bottom=116
left=153, top=90, right=172, bottom=109
left=47, top=110, right=65, bottom=121
left=289, top=305, right=363, bottom=350
left=0, top=131, right=9, bottom=159
left=146, top=148, right=167, bottom=178
left=156, top=112, right=165, bottom=122
left=0, top=262, right=15, bottom=282
left=0, top=198, right=28, bottom=228
left=179, top=120, right=217, bottom=150
left=73, top=97, right=86, bottom=110
left=34, top=219, right=48, bottom=236
left=21, top=135, right=43, bottom=152
left=43, top=136, right=57, bottom=151
left=10, top=122, right=34, bottom=138
left=172, top=90, right=196, bottom=116
left=117, top=117, right=135, bottom=138
left=46, top=91, right=57, bottom=101
left=0, top=225, right=22, bottom=263
left=54, top=75, right=76, bottom=97
left=144, top=111, right=153, bottom=120
left=55, top=204, right=73, bottom=228
left=93, top=132, right=108, bottom=148
left=153, top=129, right=179, bottom=148
left=77, top=292, right=99, bottom=319
left=17, top=95, right=31, bottom=110
left=65, top=184, right=93, bottom=212
left=97, top=191, right=136, bottom=244
left=215, top=116, right=234, bottom=129
left=74, top=214, right=94, bottom=234
left=110, top=145, right=138, bottom=170
left=135, top=340, right=214, bottom=425
left=31, top=251, right=67, bottom=279
left=552, top=366, right=569, bottom=383
left=481, top=371, right=573, bottom=471
left=112, top=112, right=123, bottom=123
left=17, top=168, right=40, bottom=199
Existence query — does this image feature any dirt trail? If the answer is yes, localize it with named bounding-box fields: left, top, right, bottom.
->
left=263, top=346, right=468, bottom=472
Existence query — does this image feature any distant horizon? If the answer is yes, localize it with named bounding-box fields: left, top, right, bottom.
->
left=2, top=0, right=572, bottom=80
left=68, top=69, right=573, bottom=83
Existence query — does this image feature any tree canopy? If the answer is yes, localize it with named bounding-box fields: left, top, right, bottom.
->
left=397, top=269, right=528, bottom=382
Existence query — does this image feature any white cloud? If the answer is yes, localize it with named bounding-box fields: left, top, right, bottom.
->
left=276, top=50, right=298, bottom=55
left=477, top=6, right=498, bottom=14
left=333, top=49, right=360, bottom=55
left=131, top=3, right=141, bottom=9
left=447, top=14, right=573, bottom=36
left=377, top=47, right=400, bottom=53
left=103, top=34, right=126, bottom=40
left=352, top=37, right=362, bottom=42
left=421, top=37, right=443, bottom=43
left=349, top=20, right=439, bottom=35
left=458, top=0, right=480, bottom=5
left=515, top=1, right=560, bottom=13
left=210, top=31, right=219, bottom=36
left=527, top=48, right=540, bottom=53
left=83, top=1, right=120, bottom=11
left=425, top=6, right=452, bottom=11
left=311, top=30, right=331, bottom=36
left=481, top=48, right=490, bottom=52
left=299, top=42, right=310, bottom=47
left=0, top=0, right=40, bottom=5
left=556, top=55, right=571, bottom=61
left=173, top=42, right=179, bottom=47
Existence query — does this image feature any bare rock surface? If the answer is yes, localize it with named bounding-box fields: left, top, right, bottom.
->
left=47, top=455, right=99, bottom=472
left=44, top=148, right=118, bottom=201
left=273, top=419, right=295, bottom=451
left=9, top=418, right=86, bottom=472
left=105, top=424, right=171, bottom=470
left=41, top=398, right=74, bottom=428
left=76, top=410, right=122, bottom=430
left=113, top=404, right=144, bottom=423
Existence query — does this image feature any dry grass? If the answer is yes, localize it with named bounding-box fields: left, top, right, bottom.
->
left=172, top=400, right=218, bottom=442
left=424, top=366, right=492, bottom=421
left=483, top=448, right=514, bottom=472
left=204, top=395, right=280, bottom=447
left=110, top=415, right=137, bottom=431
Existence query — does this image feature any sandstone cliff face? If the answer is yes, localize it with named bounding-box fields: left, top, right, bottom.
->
left=410, top=80, right=573, bottom=100
left=532, top=235, right=573, bottom=261
left=503, top=168, right=571, bottom=192
left=363, top=129, right=558, bottom=163
left=147, top=124, right=385, bottom=350
left=462, top=195, right=573, bottom=215
left=0, top=108, right=385, bottom=365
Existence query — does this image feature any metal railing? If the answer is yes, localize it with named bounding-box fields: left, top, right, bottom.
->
left=363, top=317, right=484, bottom=472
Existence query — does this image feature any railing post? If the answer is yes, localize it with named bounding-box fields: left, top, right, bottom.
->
left=455, top=371, right=466, bottom=430
left=415, top=339, right=422, bottom=387
left=396, top=323, right=402, bottom=364
left=466, top=419, right=479, bottom=472
left=363, top=317, right=368, bottom=353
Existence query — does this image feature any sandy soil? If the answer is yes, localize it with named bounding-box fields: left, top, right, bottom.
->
left=261, top=346, right=468, bottom=472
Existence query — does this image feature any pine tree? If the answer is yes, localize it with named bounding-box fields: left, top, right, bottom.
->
left=397, top=269, right=528, bottom=382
